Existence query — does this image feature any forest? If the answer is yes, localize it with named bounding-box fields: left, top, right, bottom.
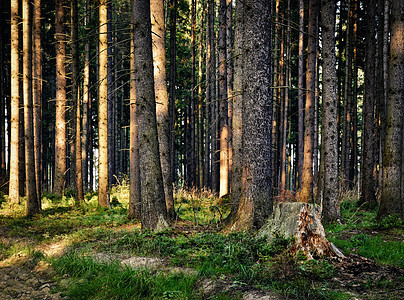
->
left=0, top=0, right=403, bottom=299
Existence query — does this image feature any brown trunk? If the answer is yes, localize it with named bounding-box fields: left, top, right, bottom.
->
left=297, top=0, right=304, bottom=190
left=300, top=0, right=319, bottom=203
left=98, top=0, right=110, bottom=208
left=169, top=0, right=177, bottom=185
left=226, top=0, right=233, bottom=189
left=204, top=0, right=212, bottom=188
left=359, top=0, right=377, bottom=207
left=9, top=0, right=20, bottom=203
left=133, top=0, right=169, bottom=230
left=198, top=0, right=205, bottom=188
left=151, top=0, right=175, bottom=221
left=23, top=0, right=40, bottom=215
left=54, top=0, right=67, bottom=195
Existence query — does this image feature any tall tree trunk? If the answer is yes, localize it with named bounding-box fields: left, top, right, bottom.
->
left=33, top=0, right=42, bottom=202
left=129, top=7, right=141, bottom=220
left=300, top=0, right=319, bottom=203
left=219, top=0, right=228, bottom=198
left=133, top=0, right=169, bottom=230
left=82, top=0, right=91, bottom=192
left=98, top=0, right=110, bottom=208
left=320, top=0, right=340, bottom=222
left=198, top=0, right=206, bottom=188
left=359, top=0, right=377, bottom=207
left=169, top=0, right=177, bottom=185
left=204, top=0, right=212, bottom=188
left=71, top=0, right=83, bottom=203
left=151, top=0, right=175, bottom=221
left=227, top=0, right=272, bottom=231
left=226, top=0, right=233, bottom=189
left=54, top=0, right=67, bottom=195
left=23, top=0, right=40, bottom=215
left=9, top=0, right=20, bottom=204
left=378, top=0, right=404, bottom=219
left=297, top=0, right=304, bottom=190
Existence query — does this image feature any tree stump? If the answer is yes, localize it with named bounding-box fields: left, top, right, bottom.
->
left=258, top=202, right=344, bottom=259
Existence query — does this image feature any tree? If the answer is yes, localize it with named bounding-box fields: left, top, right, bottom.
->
left=320, top=0, right=339, bottom=222
left=378, top=0, right=404, bottom=219
left=297, top=0, right=304, bottom=190
left=219, top=0, right=229, bottom=198
left=227, top=0, right=272, bottom=230
left=9, top=0, right=20, bottom=204
left=98, top=0, right=110, bottom=208
left=23, top=0, right=40, bottom=215
left=54, top=0, right=67, bottom=195
left=151, top=0, right=175, bottom=221
left=132, top=0, right=169, bottom=230
left=359, top=0, right=377, bottom=208
left=300, top=0, right=319, bottom=204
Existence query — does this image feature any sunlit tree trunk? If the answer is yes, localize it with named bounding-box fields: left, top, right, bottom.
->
left=82, top=0, right=91, bottom=192
left=360, top=0, right=377, bottom=207
left=33, top=0, right=42, bottom=202
left=71, top=0, right=83, bottom=203
left=9, top=0, right=20, bottom=204
left=23, top=0, right=40, bottom=215
left=169, top=0, right=177, bottom=185
left=378, top=0, right=404, bottom=219
left=219, top=0, right=228, bottom=198
left=54, top=0, right=67, bottom=195
left=320, top=0, right=339, bottom=222
left=151, top=0, right=175, bottom=221
left=297, top=0, right=304, bottom=190
left=98, top=0, right=110, bottom=208
left=300, top=0, right=319, bottom=203
left=129, top=7, right=140, bottom=220
left=226, top=0, right=233, bottom=188
left=133, top=0, right=169, bottom=230
left=227, top=0, right=272, bottom=231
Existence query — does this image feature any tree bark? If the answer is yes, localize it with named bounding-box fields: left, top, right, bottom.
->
left=9, top=0, right=20, bottom=204
left=297, top=0, right=304, bottom=190
left=133, top=0, right=169, bottom=230
left=54, top=0, right=67, bottom=195
left=300, top=0, right=319, bottom=204
left=23, top=0, right=40, bottom=215
left=320, top=0, right=340, bottom=222
left=151, top=0, right=175, bottom=221
left=360, top=0, right=377, bottom=207
left=98, top=0, right=110, bottom=208
left=378, top=0, right=404, bottom=219
left=227, top=0, right=272, bottom=231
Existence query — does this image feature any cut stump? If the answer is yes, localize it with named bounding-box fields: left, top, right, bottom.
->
left=258, top=202, right=344, bottom=259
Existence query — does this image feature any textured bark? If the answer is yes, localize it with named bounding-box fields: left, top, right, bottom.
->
left=297, top=0, right=304, bottom=190
left=54, top=0, right=67, bottom=195
left=219, top=0, right=228, bottom=198
left=98, top=0, right=110, bottom=208
left=133, top=0, right=169, bottom=231
left=169, top=0, right=177, bottom=184
left=151, top=0, right=175, bottom=221
left=204, top=0, right=212, bottom=188
left=33, top=0, right=42, bottom=200
left=360, top=0, right=377, bottom=207
left=320, top=0, right=340, bottom=222
left=23, top=0, right=40, bottom=215
left=9, top=0, right=20, bottom=203
left=71, top=0, right=83, bottom=203
left=378, top=0, right=404, bottom=219
left=197, top=1, right=205, bottom=188
left=300, top=0, right=319, bottom=203
left=129, top=9, right=140, bottom=220
left=227, top=0, right=272, bottom=231
left=82, top=0, right=90, bottom=191
left=226, top=0, right=233, bottom=188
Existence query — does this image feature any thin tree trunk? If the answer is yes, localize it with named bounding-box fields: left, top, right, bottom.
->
left=129, top=7, right=141, bottom=219
left=23, top=0, right=40, bottom=215
left=169, top=0, right=177, bottom=185
left=9, top=0, right=20, bottom=204
left=359, top=0, right=377, bottom=207
left=54, top=0, right=67, bottom=195
left=226, top=0, right=233, bottom=189
left=219, top=0, right=228, bottom=198
left=98, top=0, right=110, bottom=208
left=151, top=0, right=175, bottom=221
left=300, top=0, right=319, bottom=204
left=297, top=0, right=304, bottom=190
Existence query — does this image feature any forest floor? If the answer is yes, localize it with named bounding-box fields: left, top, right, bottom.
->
left=0, top=187, right=403, bottom=299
